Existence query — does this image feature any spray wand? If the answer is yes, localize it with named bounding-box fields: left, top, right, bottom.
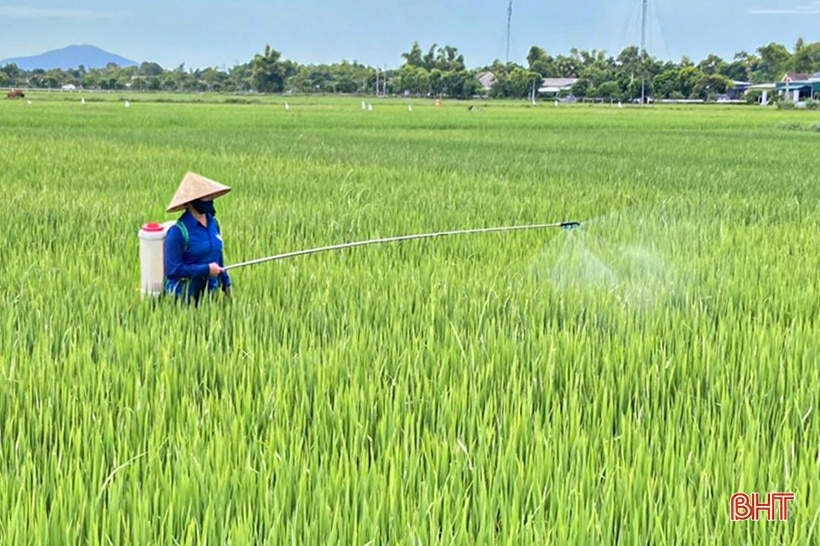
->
left=223, top=220, right=581, bottom=271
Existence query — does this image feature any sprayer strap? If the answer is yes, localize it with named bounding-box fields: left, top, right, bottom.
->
left=176, top=220, right=189, bottom=251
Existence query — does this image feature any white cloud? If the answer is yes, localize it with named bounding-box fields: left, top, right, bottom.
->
left=748, top=1, right=820, bottom=14
left=0, top=6, right=124, bottom=19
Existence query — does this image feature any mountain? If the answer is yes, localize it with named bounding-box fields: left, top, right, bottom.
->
left=0, top=45, right=139, bottom=71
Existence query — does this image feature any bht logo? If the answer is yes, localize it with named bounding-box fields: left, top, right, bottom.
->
left=730, top=492, right=795, bottom=521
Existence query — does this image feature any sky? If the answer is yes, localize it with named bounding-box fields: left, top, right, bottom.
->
left=0, top=0, right=817, bottom=70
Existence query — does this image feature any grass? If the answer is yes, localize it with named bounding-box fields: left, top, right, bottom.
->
left=1, top=93, right=820, bottom=545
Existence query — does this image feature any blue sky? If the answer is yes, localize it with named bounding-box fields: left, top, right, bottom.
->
left=0, top=0, right=817, bottom=69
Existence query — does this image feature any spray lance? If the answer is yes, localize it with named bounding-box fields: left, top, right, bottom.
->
left=222, top=220, right=581, bottom=271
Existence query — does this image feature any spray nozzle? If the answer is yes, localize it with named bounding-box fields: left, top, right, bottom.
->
left=561, top=221, right=581, bottom=231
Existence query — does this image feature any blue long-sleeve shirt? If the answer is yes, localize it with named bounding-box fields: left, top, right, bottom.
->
left=164, top=210, right=231, bottom=300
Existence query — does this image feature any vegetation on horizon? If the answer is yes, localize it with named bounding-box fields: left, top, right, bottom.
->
left=2, top=36, right=820, bottom=101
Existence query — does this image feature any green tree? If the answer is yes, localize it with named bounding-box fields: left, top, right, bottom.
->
left=597, top=81, right=620, bottom=99
left=527, top=46, right=557, bottom=77
left=429, top=68, right=444, bottom=96
left=724, top=53, right=751, bottom=81
left=755, top=42, right=791, bottom=81
left=443, top=70, right=480, bottom=99
left=697, top=54, right=728, bottom=76
left=228, top=62, right=253, bottom=92
left=402, top=42, right=425, bottom=68
left=500, top=67, right=540, bottom=98
left=329, top=61, right=368, bottom=94
left=435, top=45, right=465, bottom=72
left=616, top=46, right=642, bottom=67
left=653, top=69, right=679, bottom=98
left=138, top=62, right=164, bottom=77
left=252, top=45, right=295, bottom=93
left=1, top=63, right=22, bottom=86
left=694, top=74, right=734, bottom=99
left=526, top=46, right=546, bottom=68
left=396, top=65, right=430, bottom=95
left=791, top=42, right=820, bottom=74
left=423, top=44, right=438, bottom=71
left=676, top=66, right=705, bottom=98
left=579, top=59, right=614, bottom=88
left=571, top=79, right=591, bottom=97
left=555, top=55, right=581, bottom=77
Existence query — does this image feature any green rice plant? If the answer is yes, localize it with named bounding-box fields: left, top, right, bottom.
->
left=1, top=97, right=819, bottom=545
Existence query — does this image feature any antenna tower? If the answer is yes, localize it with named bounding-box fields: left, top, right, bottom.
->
left=506, top=0, right=513, bottom=63
left=640, top=0, right=648, bottom=104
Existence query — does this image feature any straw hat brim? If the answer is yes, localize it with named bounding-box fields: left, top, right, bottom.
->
left=166, top=172, right=232, bottom=213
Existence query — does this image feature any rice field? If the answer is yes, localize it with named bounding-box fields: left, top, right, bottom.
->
left=2, top=92, right=820, bottom=545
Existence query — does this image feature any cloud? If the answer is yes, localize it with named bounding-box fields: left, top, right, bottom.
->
left=748, top=1, right=820, bottom=14
left=0, top=6, right=124, bottom=19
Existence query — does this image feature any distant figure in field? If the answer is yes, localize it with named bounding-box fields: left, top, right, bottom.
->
left=7, top=89, right=25, bottom=99
left=163, top=172, right=233, bottom=305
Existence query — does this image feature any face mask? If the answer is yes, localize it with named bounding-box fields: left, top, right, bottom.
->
left=191, top=199, right=215, bottom=216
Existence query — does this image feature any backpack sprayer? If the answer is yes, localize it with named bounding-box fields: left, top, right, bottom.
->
left=138, top=219, right=581, bottom=297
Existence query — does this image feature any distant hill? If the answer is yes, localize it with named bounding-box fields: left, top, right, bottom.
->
left=0, top=45, right=139, bottom=71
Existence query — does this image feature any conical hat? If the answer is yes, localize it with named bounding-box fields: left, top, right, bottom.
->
left=166, top=172, right=232, bottom=213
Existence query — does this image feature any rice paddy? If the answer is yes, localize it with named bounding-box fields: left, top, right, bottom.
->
left=1, top=93, right=820, bottom=545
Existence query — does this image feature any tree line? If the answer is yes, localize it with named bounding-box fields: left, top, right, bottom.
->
left=2, top=38, right=818, bottom=101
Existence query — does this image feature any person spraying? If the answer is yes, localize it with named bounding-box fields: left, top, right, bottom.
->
left=138, top=172, right=581, bottom=304
left=163, top=172, right=233, bottom=305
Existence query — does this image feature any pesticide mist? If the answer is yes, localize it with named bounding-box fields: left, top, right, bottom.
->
left=527, top=211, right=680, bottom=309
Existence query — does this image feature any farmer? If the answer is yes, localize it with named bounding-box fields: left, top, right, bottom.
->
left=163, top=171, right=232, bottom=304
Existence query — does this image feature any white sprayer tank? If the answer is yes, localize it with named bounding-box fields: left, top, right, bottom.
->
left=138, top=221, right=177, bottom=298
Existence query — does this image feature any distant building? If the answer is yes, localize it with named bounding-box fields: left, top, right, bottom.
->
left=775, top=72, right=820, bottom=101
left=537, top=78, right=578, bottom=96
left=476, top=71, right=496, bottom=93
left=727, top=81, right=752, bottom=100
left=743, top=82, right=776, bottom=105
left=783, top=73, right=811, bottom=83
